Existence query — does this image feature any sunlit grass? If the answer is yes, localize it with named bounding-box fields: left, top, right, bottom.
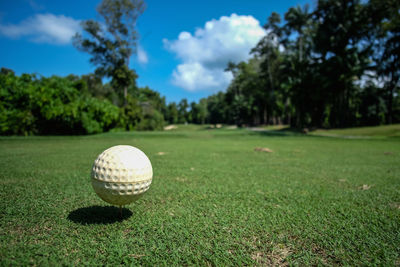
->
left=310, top=124, right=400, bottom=138
left=1, top=128, right=399, bottom=265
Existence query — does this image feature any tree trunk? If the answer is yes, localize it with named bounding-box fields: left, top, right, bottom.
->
left=124, top=86, right=128, bottom=107
left=387, top=84, right=394, bottom=124
left=124, top=59, right=130, bottom=107
left=264, top=106, right=268, bottom=125
left=299, top=36, right=303, bottom=62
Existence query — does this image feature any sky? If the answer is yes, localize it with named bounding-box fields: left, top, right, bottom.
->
left=0, top=0, right=312, bottom=103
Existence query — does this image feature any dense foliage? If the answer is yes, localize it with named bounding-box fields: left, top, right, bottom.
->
left=181, top=0, right=400, bottom=128
left=0, top=70, right=166, bottom=135
left=1, top=0, right=399, bottom=135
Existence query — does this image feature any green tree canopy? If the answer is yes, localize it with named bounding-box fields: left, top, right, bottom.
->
left=73, top=0, right=145, bottom=106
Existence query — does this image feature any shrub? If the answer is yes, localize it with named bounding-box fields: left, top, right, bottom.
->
left=136, top=109, right=165, bottom=131
left=0, top=73, right=119, bottom=135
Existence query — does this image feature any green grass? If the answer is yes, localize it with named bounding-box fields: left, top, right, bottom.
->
left=310, top=124, right=400, bottom=138
left=1, top=127, right=399, bottom=265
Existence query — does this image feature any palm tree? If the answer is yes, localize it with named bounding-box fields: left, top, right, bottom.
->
left=284, top=4, right=311, bottom=62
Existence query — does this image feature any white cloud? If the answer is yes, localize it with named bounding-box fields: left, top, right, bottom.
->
left=0, top=13, right=80, bottom=45
left=137, top=46, right=148, bottom=64
left=164, top=13, right=266, bottom=92
left=172, top=62, right=233, bottom=92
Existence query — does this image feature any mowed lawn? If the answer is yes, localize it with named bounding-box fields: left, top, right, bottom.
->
left=310, top=124, right=400, bottom=138
left=0, top=127, right=399, bottom=265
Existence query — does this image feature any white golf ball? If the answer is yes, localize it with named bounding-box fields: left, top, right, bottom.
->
left=91, top=145, right=153, bottom=206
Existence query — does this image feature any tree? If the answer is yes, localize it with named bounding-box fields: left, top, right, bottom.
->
left=178, top=99, right=189, bottom=123
left=281, top=5, right=317, bottom=127
left=225, top=60, right=265, bottom=125
left=207, top=92, right=228, bottom=125
left=166, top=102, right=178, bottom=124
left=0, top=72, right=119, bottom=135
left=73, top=0, right=145, bottom=106
left=1, top=67, right=14, bottom=75
left=184, top=0, right=399, bottom=129
left=313, top=0, right=373, bottom=127
left=137, top=86, right=166, bottom=113
left=197, top=99, right=208, bottom=124
left=252, top=13, right=286, bottom=125
left=189, top=102, right=199, bottom=123
left=284, top=5, right=311, bottom=62
left=368, top=0, right=400, bottom=124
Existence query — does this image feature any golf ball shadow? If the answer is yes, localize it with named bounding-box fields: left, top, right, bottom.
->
left=67, top=205, right=133, bottom=225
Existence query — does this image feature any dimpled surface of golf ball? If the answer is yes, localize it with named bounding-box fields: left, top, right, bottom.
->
left=91, top=145, right=153, bottom=206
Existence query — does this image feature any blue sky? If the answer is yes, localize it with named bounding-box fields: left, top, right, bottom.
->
left=0, top=0, right=311, bottom=103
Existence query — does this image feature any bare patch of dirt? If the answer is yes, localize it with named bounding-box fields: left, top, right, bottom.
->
left=254, top=147, right=274, bottom=153
left=175, top=177, right=187, bottom=182
left=311, top=245, right=331, bottom=265
left=164, top=125, right=177, bottom=130
left=252, top=245, right=291, bottom=266
left=128, top=254, right=146, bottom=258
left=359, top=184, right=372, bottom=190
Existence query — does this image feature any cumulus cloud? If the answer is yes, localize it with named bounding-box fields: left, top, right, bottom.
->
left=0, top=13, right=80, bottom=44
left=137, top=46, right=148, bottom=64
left=172, top=63, right=233, bottom=91
left=164, top=13, right=266, bottom=92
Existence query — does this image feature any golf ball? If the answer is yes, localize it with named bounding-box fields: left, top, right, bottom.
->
left=91, top=145, right=153, bottom=206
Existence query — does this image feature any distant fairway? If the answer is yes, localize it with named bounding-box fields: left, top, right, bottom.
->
left=1, top=126, right=399, bottom=265
left=310, top=124, right=400, bottom=138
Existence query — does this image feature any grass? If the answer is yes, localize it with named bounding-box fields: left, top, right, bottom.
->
left=310, top=124, right=400, bottom=138
left=1, top=126, right=399, bottom=265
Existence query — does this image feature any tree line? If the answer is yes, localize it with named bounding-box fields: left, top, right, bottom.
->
left=1, top=0, right=399, bottom=135
left=185, top=0, right=399, bottom=128
left=0, top=68, right=166, bottom=135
